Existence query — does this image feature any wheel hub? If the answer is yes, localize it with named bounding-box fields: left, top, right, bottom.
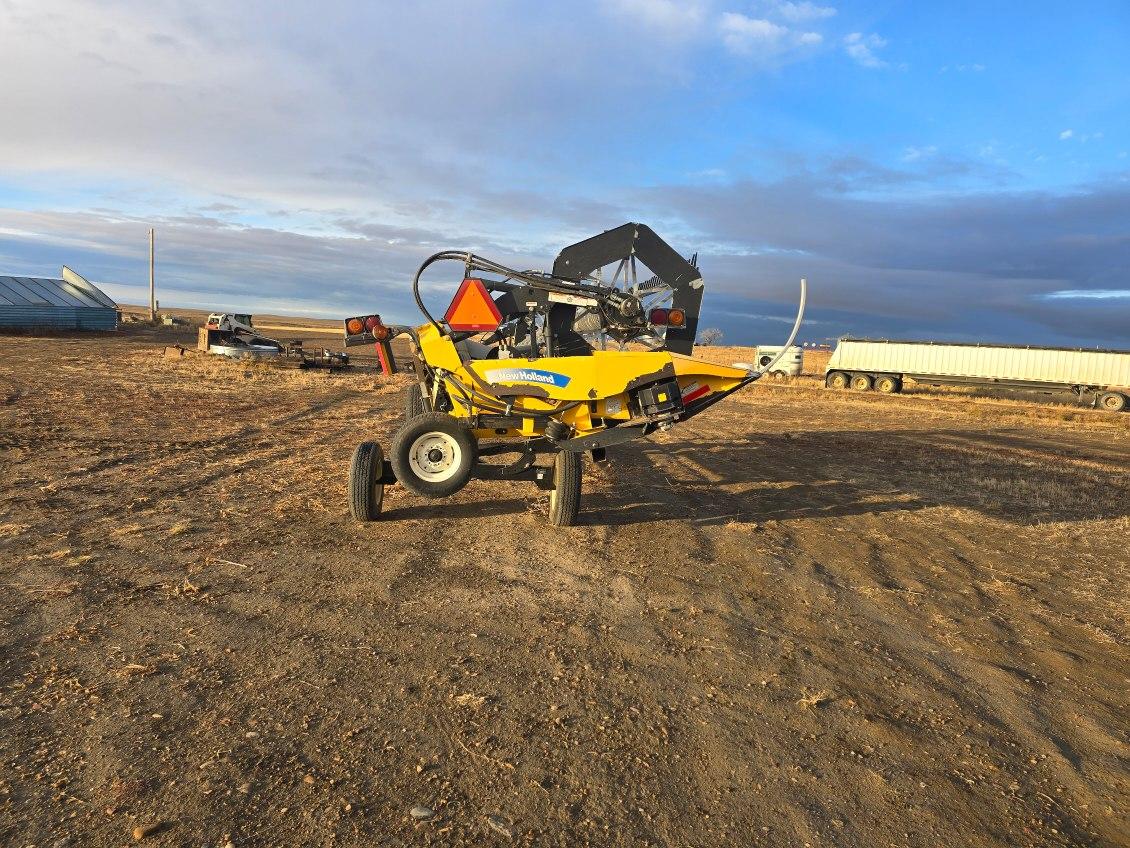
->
left=408, top=432, right=462, bottom=482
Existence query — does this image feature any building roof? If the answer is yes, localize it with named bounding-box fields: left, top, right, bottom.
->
left=0, top=268, right=116, bottom=310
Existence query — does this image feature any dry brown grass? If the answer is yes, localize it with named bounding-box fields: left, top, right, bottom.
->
left=2, top=316, right=1128, bottom=848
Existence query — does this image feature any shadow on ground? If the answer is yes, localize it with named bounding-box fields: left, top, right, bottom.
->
left=428, top=426, right=1129, bottom=527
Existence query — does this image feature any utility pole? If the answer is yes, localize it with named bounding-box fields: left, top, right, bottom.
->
left=148, top=228, right=156, bottom=321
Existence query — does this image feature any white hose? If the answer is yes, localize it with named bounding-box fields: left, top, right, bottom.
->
left=753, top=277, right=807, bottom=377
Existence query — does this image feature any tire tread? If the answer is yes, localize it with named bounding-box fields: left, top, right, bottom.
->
left=548, top=451, right=582, bottom=527
left=349, top=441, right=384, bottom=521
left=404, top=384, right=430, bottom=419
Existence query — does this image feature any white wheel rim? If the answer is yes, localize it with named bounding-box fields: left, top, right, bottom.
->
left=408, top=432, right=462, bottom=482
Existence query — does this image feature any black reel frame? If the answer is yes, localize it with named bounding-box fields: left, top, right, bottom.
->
left=411, top=222, right=706, bottom=359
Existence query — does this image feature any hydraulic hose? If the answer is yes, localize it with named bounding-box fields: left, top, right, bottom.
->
left=440, top=369, right=582, bottom=420
left=411, top=251, right=616, bottom=333
left=753, top=278, right=808, bottom=378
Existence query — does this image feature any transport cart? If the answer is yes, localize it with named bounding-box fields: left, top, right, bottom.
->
left=346, top=224, right=806, bottom=525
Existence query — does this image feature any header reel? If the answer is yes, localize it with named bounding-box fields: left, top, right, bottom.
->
left=552, top=222, right=703, bottom=354
left=407, top=222, right=706, bottom=360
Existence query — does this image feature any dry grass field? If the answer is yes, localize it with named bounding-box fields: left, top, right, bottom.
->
left=1, top=321, right=1128, bottom=847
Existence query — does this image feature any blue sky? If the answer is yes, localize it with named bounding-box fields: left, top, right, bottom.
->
left=0, top=0, right=1127, bottom=346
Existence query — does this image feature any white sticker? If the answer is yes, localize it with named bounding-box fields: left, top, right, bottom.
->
left=604, top=398, right=623, bottom=415
left=548, top=291, right=600, bottom=307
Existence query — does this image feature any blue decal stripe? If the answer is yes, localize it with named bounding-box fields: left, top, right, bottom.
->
left=484, top=367, right=571, bottom=388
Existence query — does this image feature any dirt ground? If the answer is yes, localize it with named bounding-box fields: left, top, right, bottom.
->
left=1, top=324, right=1128, bottom=848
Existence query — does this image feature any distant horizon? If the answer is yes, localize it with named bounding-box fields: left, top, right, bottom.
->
left=100, top=295, right=1130, bottom=354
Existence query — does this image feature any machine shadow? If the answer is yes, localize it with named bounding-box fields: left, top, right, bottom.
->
left=385, top=427, right=1127, bottom=528
left=381, top=497, right=534, bottom=522
left=581, top=427, right=1130, bottom=528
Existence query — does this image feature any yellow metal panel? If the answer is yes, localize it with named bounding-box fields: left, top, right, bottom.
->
left=414, top=321, right=753, bottom=439
left=466, top=350, right=675, bottom=401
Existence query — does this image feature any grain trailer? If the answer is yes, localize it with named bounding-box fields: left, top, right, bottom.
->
left=824, top=338, right=1130, bottom=411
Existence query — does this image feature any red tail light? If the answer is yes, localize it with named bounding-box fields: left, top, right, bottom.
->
left=345, top=313, right=393, bottom=348
left=649, top=308, right=669, bottom=325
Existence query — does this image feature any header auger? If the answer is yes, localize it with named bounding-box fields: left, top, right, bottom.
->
left=346, top=223, right=806, bottom=526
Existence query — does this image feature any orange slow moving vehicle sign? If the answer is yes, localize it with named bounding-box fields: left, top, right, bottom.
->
left=444, top=278, right=502, bottom=332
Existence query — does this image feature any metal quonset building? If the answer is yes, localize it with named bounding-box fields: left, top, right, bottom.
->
left=0, top=266, right=118, bottom=330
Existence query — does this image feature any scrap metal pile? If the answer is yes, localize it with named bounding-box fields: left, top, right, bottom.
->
left=200, top=313, right=350, bottom=370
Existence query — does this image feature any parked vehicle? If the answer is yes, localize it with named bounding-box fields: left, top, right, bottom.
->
left=825, top=338, right=1130, bottom=411
left=755, top=345, right=803, bottom=378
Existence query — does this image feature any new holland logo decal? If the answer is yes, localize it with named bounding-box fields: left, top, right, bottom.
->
left=484, top=367, right=571, bottom=388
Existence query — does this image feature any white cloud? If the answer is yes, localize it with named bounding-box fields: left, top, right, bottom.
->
left=902, top=145, right=938, bottom=162
left=718, top=12, right=821, bottom=57
left=719, top=13, right=788, bottom=52
left=602, top=0, right=707, bottom=33
left=772, top=1, right=836, bottom=22
left=1060, top=129, right=1104, bottom=142
left=1043, top=289, right=1130, bottom=300
left=843, top=32, right=888, bottom=68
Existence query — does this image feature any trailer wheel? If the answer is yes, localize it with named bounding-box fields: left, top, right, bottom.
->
left=390, top=412, right=476, bottom=498
left=404, top=384, right=432, bottom=420
left=548, top=451, right=581, bottom=527
left=850, top=374, right=873, bottom=391
left=1098, top=391, right=1127, bottom=412
left=875, top=375, right=901, bottom=394
left=348, top=441, right=385, bottom=521
left=826, top=371, right=850, bottom=390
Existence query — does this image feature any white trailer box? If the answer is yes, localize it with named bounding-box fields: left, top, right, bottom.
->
left=754, top=345, right=803, bottom=377
left=825, top=339, right=1130, bottom=411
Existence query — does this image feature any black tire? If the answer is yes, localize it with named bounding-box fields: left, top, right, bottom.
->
left=404, top=384, right=431, bottom=420
left=349, top=441, right=385, bottom=521
left=826, top=371, right=850, bottom=390
left=850, top=374, right=873, bottom=391
left=1098, top=391, right=1127, bottom=412
left=390, top=412, right=476, bottom=498
left=548, top=451, right=581, bottom=527
left=875, top=375, right=901, bottom=394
